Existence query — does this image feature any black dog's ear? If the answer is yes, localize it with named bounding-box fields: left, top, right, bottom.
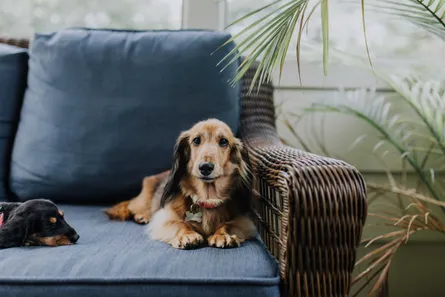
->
left=0, top=213, right=32, bottom=249
left=230, top=139, right=253, bottom=213
left=0, top=202, right=21, bottom=216
left=161, top=132, right=190, bottom=208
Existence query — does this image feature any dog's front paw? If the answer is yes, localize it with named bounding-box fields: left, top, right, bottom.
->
left=104, top=201, right=131, bottom=221
left=208, top=234, right=241, bottom=248
left=133, top=213, right=149, bottom=224
left=172, top=232, right=204, bottom=250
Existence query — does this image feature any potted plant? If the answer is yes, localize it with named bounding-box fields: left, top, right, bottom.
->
left=220, top=1, right=445, bottom=296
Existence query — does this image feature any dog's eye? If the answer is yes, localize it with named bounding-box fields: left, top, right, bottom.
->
left=192, top=137, right=201, bottom=146
left=219, top=138, right=229, bottom=147
left=49, top=217, right=57, bottom=224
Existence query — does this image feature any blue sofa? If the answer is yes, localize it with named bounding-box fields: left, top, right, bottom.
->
left=0, top=30, right=367, bottom=297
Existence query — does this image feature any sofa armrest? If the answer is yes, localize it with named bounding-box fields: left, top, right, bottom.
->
left=249, top=144, right=367, bottom=297
left=238, top=60, right=368, bottom=297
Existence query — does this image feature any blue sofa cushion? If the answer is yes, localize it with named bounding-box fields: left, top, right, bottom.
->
left=10, top=28, right=240, bottom=203
left=0, top=44, right=28, bottom=200
left=0, top=204, right=280, bottom=297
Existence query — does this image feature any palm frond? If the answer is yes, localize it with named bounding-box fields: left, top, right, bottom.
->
left=353, top=184, right=445, bottom=296
left=321, top=0, right=329, bottom=75
left=382, top=75, right=445, bottom=157
left=360, top=0, right=373, bottom=69
left=219, top=0, right=445, bottom=92
left=305, top=81, right=445, bottom=204
left=367, top=184, right=445, bottom=208
left=281, top=115, right=313, bottom=152
left=368, top=0, right=445, bottom=41
left=220, top=0, right=323, bottom=92
left=306, top=88, right=413, bottom=159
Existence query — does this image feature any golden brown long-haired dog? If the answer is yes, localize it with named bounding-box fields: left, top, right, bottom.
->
left=105, top=119, right=256, bottom=249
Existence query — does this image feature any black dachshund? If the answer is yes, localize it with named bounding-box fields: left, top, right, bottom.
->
left=0, top=199, right=79, bottom=249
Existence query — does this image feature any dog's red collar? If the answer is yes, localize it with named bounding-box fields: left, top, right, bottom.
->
left=188, top=197, right=221, bottom=210
left=196, top=201, right=218, bottom=209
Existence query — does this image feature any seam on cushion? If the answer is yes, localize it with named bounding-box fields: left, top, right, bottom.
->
left=0, top=276, right=280, bottom=286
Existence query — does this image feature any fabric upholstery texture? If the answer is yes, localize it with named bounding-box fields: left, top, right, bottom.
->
left=10, top=28, right=241, bottom=203
left=0, top=204, right=280, bottom=297
left=0, top=44, right=28, bottom=200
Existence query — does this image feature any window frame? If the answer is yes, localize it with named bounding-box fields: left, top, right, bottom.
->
left=182, top=0, right=225, bottom=30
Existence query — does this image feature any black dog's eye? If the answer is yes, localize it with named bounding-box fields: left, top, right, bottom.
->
left=192, top=137, right=201, bottom=146
left=49, top=217, right=57, bottom=224
left=219, top=138, right=229, bottom=147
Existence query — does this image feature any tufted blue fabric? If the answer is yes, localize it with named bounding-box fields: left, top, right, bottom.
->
left=10, top=28, right=241, bottom=203
left=0, top=44, right=28, bottom=201
left=0, top=204, right=280, bottom=297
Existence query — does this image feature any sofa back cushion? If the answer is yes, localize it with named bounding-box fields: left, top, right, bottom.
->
left=0, top=44, right=28, bottom=200
left=10, top=29, right=240, bottom=203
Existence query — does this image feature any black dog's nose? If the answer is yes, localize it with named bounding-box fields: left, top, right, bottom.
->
left=199, top=162, right=214, bottom=176
left=70, top=233, right=80, bottom=243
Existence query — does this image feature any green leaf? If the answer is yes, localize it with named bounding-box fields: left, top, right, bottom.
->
left=361, top=0, right=373, bottom=69
left=295, top=2, right=308, bottom=85
left=218, top=0, right=328, bottom=91
left=321, top=0, right=329, bottom=75
left=305, top=84, right=443, bottom=204
left=219, top=4, right=297, bottom=73
left=278, top=2, right=305, bottom=84
left=230, top=2, right=306, bottom=89
left=435, top=0, right=445, bottom=13
left=369, top=0, right=445, bottom=41
left=216, top=0, right=297, bottom=65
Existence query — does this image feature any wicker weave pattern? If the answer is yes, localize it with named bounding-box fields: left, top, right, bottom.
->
left=239, top=62, right=368, bottom=297
left=0, top=37, right=368, bottom=297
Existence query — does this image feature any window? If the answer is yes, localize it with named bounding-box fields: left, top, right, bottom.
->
left=0, top=0, right=183, bottom=37
left=2, top=0, right=442, bottom=61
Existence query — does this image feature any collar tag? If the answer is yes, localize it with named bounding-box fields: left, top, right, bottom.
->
left=185, top=211, right=202, bottom=223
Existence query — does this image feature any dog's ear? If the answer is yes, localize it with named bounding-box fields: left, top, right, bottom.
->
left=161, top=132, right=190, bottom=208
left=0, top=202, right=21, bottom=216
left=0, top=212, right=33, bottom=249
left=231, top=139, right=252, bottom=186
left=230, top=139, right=253, bottom=213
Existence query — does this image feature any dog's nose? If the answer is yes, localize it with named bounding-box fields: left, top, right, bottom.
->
left=199, top=162, right=214, bottom=176
left=70, top=233, right=80, bottom=243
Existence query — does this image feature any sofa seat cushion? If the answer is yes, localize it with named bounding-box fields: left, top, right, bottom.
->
left=0, top=204, right=280, bottom=297
left=10, top=28, right=241, bottom=203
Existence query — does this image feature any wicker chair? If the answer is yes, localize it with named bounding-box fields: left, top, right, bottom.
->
left=0, top=36, right=368, bottom=297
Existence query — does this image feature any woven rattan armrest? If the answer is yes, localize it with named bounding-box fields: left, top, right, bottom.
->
left=239, top=62, right=368, bottom=297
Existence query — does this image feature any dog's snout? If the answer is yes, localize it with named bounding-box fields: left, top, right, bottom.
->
left=199, top=162, right=214, bottom=176
left=69, top=231, right=80, bottom=243
left=71, top=233, right=80, bottom=243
